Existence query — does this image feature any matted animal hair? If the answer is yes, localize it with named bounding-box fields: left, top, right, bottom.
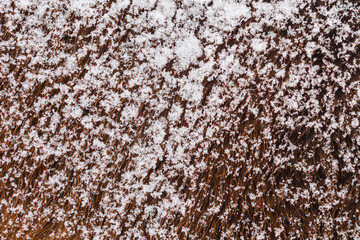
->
left=0, top=0, right=359, bottom=239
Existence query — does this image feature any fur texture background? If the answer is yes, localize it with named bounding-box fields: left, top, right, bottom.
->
left=0, top=0, right=359, bottom=239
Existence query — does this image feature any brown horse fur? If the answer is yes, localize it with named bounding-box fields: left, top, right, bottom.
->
left=0, top=0, right=359, bottom=239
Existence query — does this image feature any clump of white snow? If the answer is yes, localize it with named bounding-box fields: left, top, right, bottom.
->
left=251, top=38, right=268, bottom=52
left=175, top=35, right=203, bottom=71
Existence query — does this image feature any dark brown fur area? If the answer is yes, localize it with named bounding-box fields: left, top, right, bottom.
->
left=1, top=0, right=360, bottom=239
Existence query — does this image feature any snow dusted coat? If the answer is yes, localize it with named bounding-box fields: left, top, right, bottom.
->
left=0, top=0, right=359, bottom=239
